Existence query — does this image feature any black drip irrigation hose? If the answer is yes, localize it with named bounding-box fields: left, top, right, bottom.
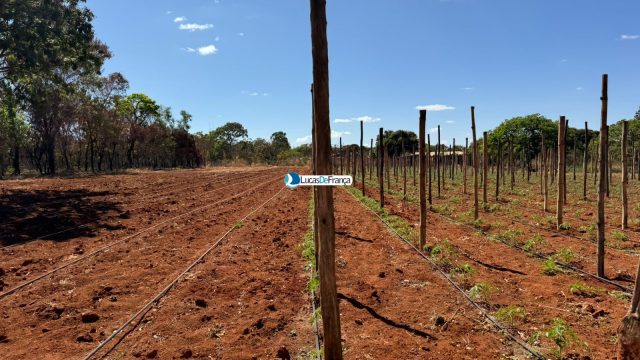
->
left=0, top=177, right=282, bottom=301
left=309, top=272, right=322, bottom=360
left=344, top=188, right=547, bottom=360
left=83, top=186, right=287, bottom=360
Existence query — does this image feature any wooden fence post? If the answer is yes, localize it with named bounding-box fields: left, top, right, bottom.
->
left=339, top=137, right=342, bottom=175
left=310, top=2, right=343, bottom=358
left=557, top=116, right=566, bottom=230
left=496, top=140, right=501, bottom=201
left=437, top=125, right=441, bottom=198
left=428, top=134, right=432, bottom=205
left=471, top=107, right=479, bottom=220
left=622, top=120, right=629, bottom=229
left=542, top=134, right=548, bottom=212
left=379, top=127, right=384, bottom=208
left=597, top=74, right=608, bottom=278
left=483, top=131, right=489, bottom=209
left=419, top=110, right=427, bottom=251
left=583, top=122, right=589, bottom=200
left=360, top=120, right=365, bottom=195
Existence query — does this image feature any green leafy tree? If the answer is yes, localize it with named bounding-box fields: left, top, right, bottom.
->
left=270, top=131, right=291, bottom=157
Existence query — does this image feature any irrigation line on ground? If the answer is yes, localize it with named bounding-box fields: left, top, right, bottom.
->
left=309, top=273, right=322, bottom=360
left=426, top=210, right=634, bottom=294
left=1, top=171, right=274, bottom=250
left=344, top=188, right=547, bottom=360
left=0, top=171, right=227, bottom=228
left=83, top=186, right=287, bottom=360
left=0, top=177, right=282, bottom=301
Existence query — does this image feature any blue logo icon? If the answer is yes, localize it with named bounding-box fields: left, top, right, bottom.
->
left=284, top=172, right=301, bottom=188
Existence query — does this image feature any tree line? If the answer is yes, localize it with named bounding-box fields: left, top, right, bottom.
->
left=0, top=0, right=308, bottom=178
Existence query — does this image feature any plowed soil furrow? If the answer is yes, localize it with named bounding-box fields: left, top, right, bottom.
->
left=0, top=176, right=286, bottom=359
left=0, top=170, right=280, bottom=288
left=332, top=189, right=510, bottom=359
left=92, top=188, right=314, bottom=360
left=0, top=169, right=273, bottom=246
left=360, top=184, right=628, bottom=359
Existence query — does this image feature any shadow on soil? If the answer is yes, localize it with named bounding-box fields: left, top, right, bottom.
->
left=0, top=189, right=124, bottom=246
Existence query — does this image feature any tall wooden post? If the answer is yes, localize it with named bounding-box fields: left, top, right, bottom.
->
left=360, top=120, right=365, bottom=195
left=583, top=122, right=589, bottom=200
left=471, top=107, right=479, bottom=220
left=483, top=131, right=489, bottom=208
left=622, top=120, right=629, bottom=229
left=542, top=134, right=548, bottom=212
left=495, top=140, right=501, bottom=201
left=339, top=137, right=343, bottom=175
left=427, top=134, right=432, bottom=205
left=419, top=110, right=427, bottom=251
left=370, top=138, right=373, bottom=181
left=597, top=74, right=608, bottom=278
left=311, top=85, right=319, bottom=270
left=412, top=144, right=416, bottom=186
left=437, top=125, right=441, bottom=198
left=557, top=116, right=566, bottom=230
left=309, top=1, right=342, bottom=357
left=463, top=138, right=468, bottom=194
left=452, top=138, right=456, bottom=180
left=402, top=138, right=407, bottom=198
left=379, top=128, right=384, bottom=208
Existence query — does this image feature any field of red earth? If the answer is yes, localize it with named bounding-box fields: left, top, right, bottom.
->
left=354, top=164, right=640, bottom=359
left=1, top=165, right=635, bottom=359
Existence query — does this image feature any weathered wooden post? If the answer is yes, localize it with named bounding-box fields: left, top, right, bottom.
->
left=412, top=144, right=416, bottom=186
left=437, top=125, right=441, bottom=198
left=471, top=107, right=479, bottom=220
left=419, top=110, right=427, bottom=251
left=557, top=116, right=566, bottom=230
left=463, top=137, right=468, bottom=194
left=583, top=122, right=589, bottom=200
left=379, top=127, right=384, bottom=208
left=452, top=138, right=456, bottom=180
left=402, top=138, right=407, bottom=198
left=428, top=134, right=432, bottom=205
left=510, top=140, right=515, bottom=190
left=360, top=120, right=365, bottom=195
left=311, top=85, right=319, bottom=269
left=597, top=74, right=608, bottom=278
left=310, top=2, right=342, bottom=357
left=496, top=140, right=501, bottom=201
left=622, top=120, right=629, bottom=229
left=370, top=138, right=373, bottom=181
left=542, top=134, right=548, bottom=212
left=483, top=131, right=489, bottom=209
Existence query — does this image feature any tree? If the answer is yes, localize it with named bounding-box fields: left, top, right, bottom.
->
left=270, top=131, right=291, bottom=158
left=208, top=122, right=248, bottom=162
left=117, top=93, right=160, bottom=167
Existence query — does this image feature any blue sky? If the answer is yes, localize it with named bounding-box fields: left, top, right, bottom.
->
left=87, top=0, right=640, bottom=147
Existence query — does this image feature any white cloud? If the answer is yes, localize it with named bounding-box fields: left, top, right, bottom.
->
left=576, top=86, right=583, bottom=91
left=621, top=34, right=640, bottom=40
left=179, top=23, right=214, bottom=31
left=445, top=120, right=455, bottom=124
left=174, top=16, right=187, bottom=22
left=237, top=32, right=245, bottom=36
left=166, top=10, right=173, bottom=14
left=415, top=104, right=455, bottom=112
left=461, top=87, right=474, bottom=91
left=296, top=130, right=351, bottom=144
left=334, top=115, right=381, bottom=123
left=181, top=47, right=196, bottom=52
left=262, top=93, right=269, bottom=96
left=296, top=135, right=312, bottom=144
left=197, top=45, right=218, bottom=56
left=429, top=127, right=438, bottom=134
left=332, top=130, right=351, bottom=139
left=249, top=92, right=259, bottom=96
left=214, top=36, right=220, bottom=41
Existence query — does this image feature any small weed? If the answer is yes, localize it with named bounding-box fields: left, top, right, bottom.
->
left=568, top=282, right=603, bottom=298
left=542, top=258, right=562, bottom=276
left=485, top=203, right=500, bottom=213
left=310, top=307, right=322, bottom=326
left=233, top=221, right=244, bottom=229
left=543, top=318, right=584, bottom=359
left=558, top=223, right=572, bottom=231
left=431, top=203, right=453, bottom=216
left=449, top=195, right=462, bottom=204
left=609, top=290, right=632, bottom=301
left=523, top=234, right=545, bottom=251
left=612, top=230, right=629, bottom=242
left=468, top=282, right=497, bottom=302
left=553, top=248, right=576, bottom=264
left=495, top=306, right=527, bottom=324
left=429, top=240, right=457, bottom=270
left=579, top=223, right=597, bottom=237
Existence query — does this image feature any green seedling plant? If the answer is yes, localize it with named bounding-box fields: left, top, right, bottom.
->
left=468, top=282, right=497, bottom=302
left=568, top=282, right=603, bottom=298
left=558, top=223, right=572, bottom=231
left=612, top=230, right=628, bottom=242
left=495, top=306, right=527, bottom=325
left=553, top=248, right=576, bottom=264
left=523, top=234, right=545, bottom=252
left=609, top=290, right=632, bottom=301
left=233, top=221, right=244, bottom=229
left=542, top=258, right=562, bottom=276
left=543, top=318, right=585, bottom=359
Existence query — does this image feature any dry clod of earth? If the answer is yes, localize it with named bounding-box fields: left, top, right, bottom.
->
left=179, top=348, right=193, bottom=358
left=80, top=311, right=100, bottom=323
left=276, top=346, right=291, bottom=360
left=194, top=299, right=207, bottom=308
